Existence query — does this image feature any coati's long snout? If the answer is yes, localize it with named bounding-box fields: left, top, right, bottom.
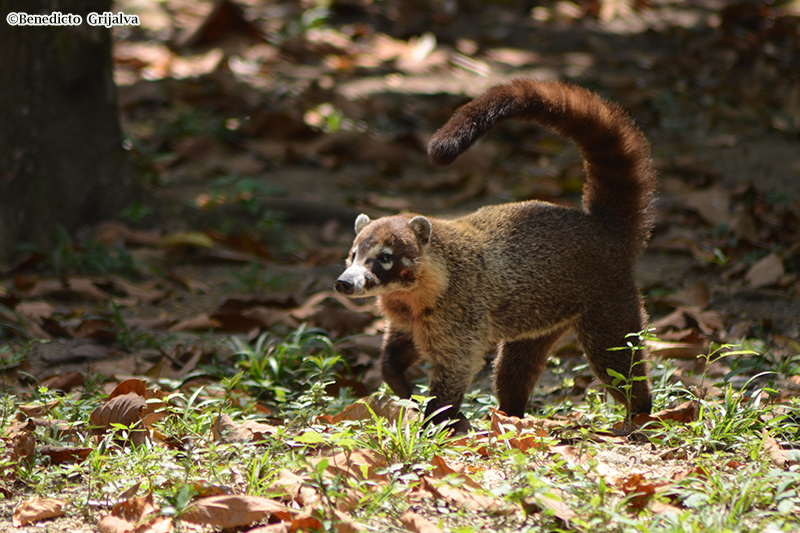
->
left=335, top=78, right=656, bottom=432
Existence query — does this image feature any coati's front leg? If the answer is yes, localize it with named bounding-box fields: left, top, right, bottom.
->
left=494, top=328, right=569, bottom=418
left=381, top=324, right=422, bottom=399
left=422, top=337, right=488, bottom=433
left=423, top=364, right=475, bottom=433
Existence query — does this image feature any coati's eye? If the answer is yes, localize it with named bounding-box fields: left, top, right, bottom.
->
left=379, top=252, right=392, bottom=263
left=350, top=251, right=356, bottom=261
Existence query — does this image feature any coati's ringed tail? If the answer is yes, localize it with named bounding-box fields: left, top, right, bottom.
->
left=428, top=78, right=657, bottom=258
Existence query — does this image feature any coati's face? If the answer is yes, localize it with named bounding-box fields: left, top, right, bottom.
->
left=335, top=214, right=431, bottom=298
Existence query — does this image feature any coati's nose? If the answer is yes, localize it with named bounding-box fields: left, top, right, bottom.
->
left=335, top=278, right=354, bottom=295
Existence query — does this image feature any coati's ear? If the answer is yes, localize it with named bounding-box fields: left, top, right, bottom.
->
left=354, top=214, right=371, bottom=235
left=408, top=216, right=431, bottom=245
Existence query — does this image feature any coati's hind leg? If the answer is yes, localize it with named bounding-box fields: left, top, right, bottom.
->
left=494, top=328, right=569, bottom=418
left=381, top=325, right=422, bottom=399
left=575, top=299, right=652, bottom=416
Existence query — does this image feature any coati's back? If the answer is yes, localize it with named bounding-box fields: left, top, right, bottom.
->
left=428, top=79, right=657, bottom=262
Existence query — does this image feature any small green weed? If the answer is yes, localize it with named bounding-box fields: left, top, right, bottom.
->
left=220, top=325, right=346, bottom=409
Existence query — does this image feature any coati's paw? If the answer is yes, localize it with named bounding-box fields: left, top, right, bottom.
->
left=423, top=403, right=471, bottom=435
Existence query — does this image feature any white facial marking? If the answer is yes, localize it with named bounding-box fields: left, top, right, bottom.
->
left=377, top=246, right=393, bottom=270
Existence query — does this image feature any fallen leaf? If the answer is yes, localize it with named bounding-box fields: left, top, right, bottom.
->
left=39, top=372, right=86, bottom=392
left=744, top=253, right=785, bottom=288
left=12, top=498, right=66, bottom=527
left=181, top=495, right=291, bottom=528
left=74, top=318, right=116, bottom=341
left=763, top=430, right=795, bottom=469
left=168, top=313, right=221, bottom=332
left=14, top=301, right=55, bottom=320
left=620, top=473, right=660, bottom=509
left=333, top=508, right=367, bottom=532
left=18, top=399, right=61, bottom=417
left=430, top=455, right=481, bottom=489
left=97, top=514, right=135, bottom=533
left=400, top=511, right=443, bottom=533
left=645, top=339, right=707, bottom=360
left=420, top=476, right=509, bottom=514
left=90, top=392, right=148, bottom=446
left=112, top=493, right=159, bottom=524
left=680, top=186, right=732, bottom=225
left=25, top=278, right=110, bottom=301
left=38, top=445, right=93, bottom=464
left=327, top=395, right=418, bottom=425
left=11, top=431, right=36, bottom=463
left=524, top=489, right=576, bottom=524
left=268, top=469, right=319, bottom=506
left=212, top=414, right=278, bottom=443
left=313, top=448, right=387, bottom=481
left=632, top=400, right=698, bottom=427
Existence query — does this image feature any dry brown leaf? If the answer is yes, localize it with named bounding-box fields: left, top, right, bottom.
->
left=646, top=339, right=707, bottom=360
left=651, top=501, right=684, bottom=515
left=108, top=378, right=149, bottom=399
left=314, top=448, right=387, bottom=481
left=325, top=395, right=418, bottom=425
left=420, top=476, right=509, bottom=514
left=430, top=455, right=481, bottom=489
left=745, top=253, right=785, bottom=288
left=74, top=318, right=116, bottom=341
left=136, top=517, right=173, bottom=533
left=11, top=431, right=36, bottom=463
left=14, top=300, right=55, bottom=320
left=333, top=508, right=366, bottom=532
left=18, top=398, right=61, bottom=417
left=670, top=282, right=711, bottom=309
left=524, top=489, right=576, bottom=524
left=763, top=430, right=796, bottom=469
left=400, top=511, right=443, bottom=533
left=181, top=495, right=291, bottom=528
left=631, top=400, right=698, bottom=429
left=247, top=524, right=290, bottom=533
left=111, top=277, right=169, bottom=305
left=40, top=371, right=86, bottom=392
left=90, top=392, right=148, bottom=446
left=212, top=414, right=278, bottom=443
left=97, top=514, right=134, bottom=533
left=12, top=498, right=67, bottom=527
left=620, top=473, right=661, bottom=509
left=489, top=410, right=551, bottom=452
left=680, top=186, right=732, bottom=225
left=106, top=379, right=168, bottom=427
left=269, top=469, right=319, bottom=506
left=168, top=313, right=221, bottom=332
left=39, top=445, right=93, bottom=464
left=291, top=511, right=324, bottom=532
left=25, top=278, right=110, bottom=301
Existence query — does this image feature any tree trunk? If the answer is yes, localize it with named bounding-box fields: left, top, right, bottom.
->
left=0, top=0, right=132, bottom=265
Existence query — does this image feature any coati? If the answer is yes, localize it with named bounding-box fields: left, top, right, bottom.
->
left=334, top=78, right=657, bottom=430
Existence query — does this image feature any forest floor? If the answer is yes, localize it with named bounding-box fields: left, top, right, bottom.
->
left=1, top=0, right=800, bottom=531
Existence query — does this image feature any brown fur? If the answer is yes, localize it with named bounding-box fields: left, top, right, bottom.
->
left=335, top=79, right=657, bottom=430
